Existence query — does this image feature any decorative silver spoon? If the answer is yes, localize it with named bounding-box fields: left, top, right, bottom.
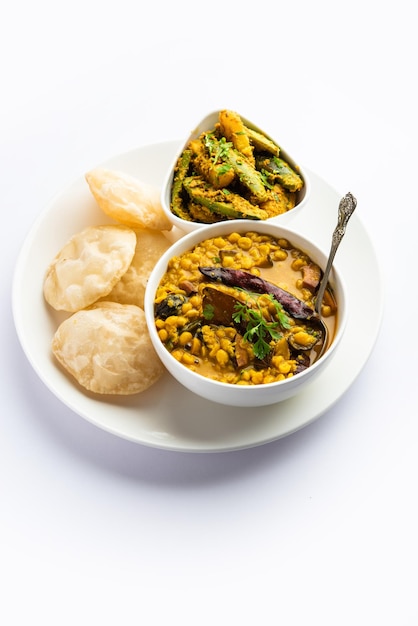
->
left=312, top=191, right=357, bottom=359
left=315, top=191, right=357, bottom=315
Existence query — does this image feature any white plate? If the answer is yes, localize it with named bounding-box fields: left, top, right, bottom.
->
left=12, top=141, right=383, bottom=453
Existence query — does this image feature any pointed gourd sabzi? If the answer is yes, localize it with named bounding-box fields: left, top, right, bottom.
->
left=170, top=110, right=305, bottom=223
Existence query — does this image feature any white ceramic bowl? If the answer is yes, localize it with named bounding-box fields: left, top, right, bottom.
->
left=144, top=220, right=347, bottom=407
left=160, top=110, right=311, bottom=234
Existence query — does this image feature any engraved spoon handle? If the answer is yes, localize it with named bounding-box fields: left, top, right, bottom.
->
left=315, top=192, right=357, bottom=315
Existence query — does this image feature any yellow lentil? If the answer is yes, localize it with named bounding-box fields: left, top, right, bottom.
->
left=179, top=331, right=193, bottom=346
left=158, top=328, right=168, bottom=342
left=291, top=258, right=306, bottom=271
left=238, top=236, right=252, bottom=250
left=182, top=352, right=197, bottom=365
left=216, top=349, right=229, bottom=365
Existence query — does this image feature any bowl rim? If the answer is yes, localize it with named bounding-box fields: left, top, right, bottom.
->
left=144, top=219, right=348, bottom=395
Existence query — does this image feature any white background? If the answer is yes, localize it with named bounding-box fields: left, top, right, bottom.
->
left=1, top=1, right=416, bottom=623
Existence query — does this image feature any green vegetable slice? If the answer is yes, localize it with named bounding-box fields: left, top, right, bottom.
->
left=170, top=149, right=193, bottom=220
left=256, top=155, right=303, bottom=192
left=245, top=126, right=280, bottom=156
left=183, top=176, right=268, bottom=220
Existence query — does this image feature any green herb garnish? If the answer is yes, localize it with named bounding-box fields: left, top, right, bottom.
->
left=232, top=293, right=291, bottom=360
left=217, top=163, right=233, bottom=176
left=260, top=169, right=274, bottom=190
left=204, top=133, right=233, bottom=165
left=203, top=303, right=215, bottom=320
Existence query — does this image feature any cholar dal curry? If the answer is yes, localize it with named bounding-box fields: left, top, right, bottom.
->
left=154, top=230, right=337, bottom=386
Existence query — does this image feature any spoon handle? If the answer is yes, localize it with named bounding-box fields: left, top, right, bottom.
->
left=315, top=192, right=357, bottom=314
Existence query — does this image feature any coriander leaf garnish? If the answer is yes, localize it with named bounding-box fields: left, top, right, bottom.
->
left=204, top=133, right=232, bottom=165
left=217, top=163, right=233, bottom=176
left=268, top=294, right=292, bottom=329
left=260, top=169, right=274, bottom=189
left=232, top=295, right=286, bottom=360
left=203, top=303, right=215, bottom=320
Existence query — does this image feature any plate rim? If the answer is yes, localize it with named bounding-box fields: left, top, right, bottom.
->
left=12, top=140, right=384, bottom=453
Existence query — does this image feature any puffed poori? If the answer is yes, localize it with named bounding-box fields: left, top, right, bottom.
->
left=44, top=165, right=173, bottom=396
left=100, top=228, right=171, bottom=309
left=85, top=167, right=172, bottom=231
left=43, top=224, right=137, bottom=312
left=52, top=302, right=164, bottom=395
